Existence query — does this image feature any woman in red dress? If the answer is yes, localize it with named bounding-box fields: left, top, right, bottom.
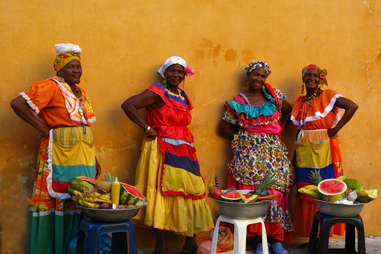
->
left=121, top=56, right=213, bottom=254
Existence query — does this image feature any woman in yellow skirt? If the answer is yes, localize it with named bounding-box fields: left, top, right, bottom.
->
left=121, top=56, right=213, bottom=254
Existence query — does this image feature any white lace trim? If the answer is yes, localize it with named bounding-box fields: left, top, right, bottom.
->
left=291, top=94, right=343, bottom=126
left=20, top=92, right=40, bottom=114
left=50, top=78, right=89, bottom=125
left=46, top=129, right=71, bottom=200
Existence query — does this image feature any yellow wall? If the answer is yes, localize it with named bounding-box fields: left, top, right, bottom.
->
left=1, top=0, right=381, bottom=252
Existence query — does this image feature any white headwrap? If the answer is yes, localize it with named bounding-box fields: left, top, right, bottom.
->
left=157, top=56, right=187, bottom=78
left=55, top=43, right=82, bottom=55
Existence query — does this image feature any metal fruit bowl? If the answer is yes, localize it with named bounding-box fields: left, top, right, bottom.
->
left=213, top=199, right=271, bottom=219
left=314, top=199, right=364, bottom=217
left=80, top=202, right=147, bottom=222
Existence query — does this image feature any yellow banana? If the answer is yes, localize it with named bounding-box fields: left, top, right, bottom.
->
left=83, top=200, right=100, bottom=208
left=73, top=190, right=84, bottom=198
left=304, top=185, right=318, bottom=191
left=298, top=186, right=321, bottom=199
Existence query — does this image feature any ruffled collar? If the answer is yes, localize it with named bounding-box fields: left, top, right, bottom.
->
left=225, top=85, right=278, bottom=120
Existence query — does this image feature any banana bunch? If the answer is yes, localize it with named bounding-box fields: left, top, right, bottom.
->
left=298, top=185, right=322, bottom=199
left=71, top=190, right=112, bottom=208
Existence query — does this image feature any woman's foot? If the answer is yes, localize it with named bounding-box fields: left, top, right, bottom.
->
left=154, top=230, right=172, bottom=254
left=270, top=242, right=288, bottom=254
left=181, top=236, right=198, bottom=254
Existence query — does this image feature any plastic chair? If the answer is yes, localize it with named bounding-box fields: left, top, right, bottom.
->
left=210, top=215, right=269, bottom=254
left=79, top=218, right=137, bottom=254
left=308, top=212, right=366, bottom=254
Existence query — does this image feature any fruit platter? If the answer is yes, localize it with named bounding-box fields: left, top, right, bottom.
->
left=208, top=176, right=277, bottom=219
left=69, top=173, right=146, bottom=222
left=298, top=172, right=378, bottom=217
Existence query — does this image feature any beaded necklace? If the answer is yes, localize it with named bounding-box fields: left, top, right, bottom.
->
left=297, top=89, right=322, bottom=127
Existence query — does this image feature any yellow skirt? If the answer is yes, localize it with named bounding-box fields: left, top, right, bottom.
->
left=133, top=138, right=214, bottom=236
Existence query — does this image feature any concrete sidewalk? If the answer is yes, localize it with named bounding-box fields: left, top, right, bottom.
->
left=138, top=236, right=381, bottom=253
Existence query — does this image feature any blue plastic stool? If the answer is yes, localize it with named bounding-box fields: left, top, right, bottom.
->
left=79, top=218, right=137, bottom=254
left=308, top=212, right=366, bottom=254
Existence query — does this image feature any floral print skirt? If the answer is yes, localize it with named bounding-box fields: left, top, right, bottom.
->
left=226, top=130, right=294, bottom=240
left=228, top=130, right=292, bottom=192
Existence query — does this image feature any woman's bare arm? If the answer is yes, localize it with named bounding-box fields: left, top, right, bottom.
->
left=121, top=90, right=163, bottom=140
left=328, top=97, right=358, bottom=137
left=10, top=96, right=50, bottom=137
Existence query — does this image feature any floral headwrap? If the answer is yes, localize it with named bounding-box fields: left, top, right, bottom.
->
left=53, top=43, right=82, bottom=72
left=302, top=64, right=328, bottom=86
left=245, top=61, right=271, bottom=75
left=157, top=56, right=195, bottom=78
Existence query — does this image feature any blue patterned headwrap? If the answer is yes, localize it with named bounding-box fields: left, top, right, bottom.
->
left=245, top=61, right=271, bottom=75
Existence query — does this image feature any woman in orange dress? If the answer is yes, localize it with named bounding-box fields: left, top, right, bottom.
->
left=291, top=64, right=358, bottom=237
left=10, top=43, right=100, bottom=254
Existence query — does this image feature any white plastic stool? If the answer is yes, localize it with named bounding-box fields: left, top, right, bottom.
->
left=210, top=215, right=269, bottom=254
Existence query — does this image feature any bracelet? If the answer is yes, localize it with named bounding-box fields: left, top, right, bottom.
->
left=145, top=125, right=151, bottom=133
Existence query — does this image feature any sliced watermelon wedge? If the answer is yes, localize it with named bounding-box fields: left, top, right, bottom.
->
left=318, top=178, right=347, bottom=202
left=120, top=183, right=145, bottom=206
left=220, top=190, right=242, bottom=202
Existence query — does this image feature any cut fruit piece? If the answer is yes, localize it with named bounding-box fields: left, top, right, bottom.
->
left=256, top=193, right=278, bottom=200
left=220, top=190, right=242, bottom=202
left=318, top=178, right=347, bottom=202
left=356, top=189, right=378, bottom=203
left=208, top=184, right=223, bottom=199
left=244, top=194, right=258, bottom=203
left=119, top=183, right=145, bottom=206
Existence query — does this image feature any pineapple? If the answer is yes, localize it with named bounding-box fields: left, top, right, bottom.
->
left=253, top=175, right=276, bottom=195
left=308, top=170, right=322, bottom=186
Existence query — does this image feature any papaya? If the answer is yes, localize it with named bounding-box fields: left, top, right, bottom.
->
left=68, top=178, right=95, bottom=194
left=356, top=189, right=378, bottom=203
left=343, top=178, right=363, bottom=191
left=256, top=193, right=278, bottom=200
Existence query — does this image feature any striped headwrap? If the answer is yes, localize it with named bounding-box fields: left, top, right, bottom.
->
left=53, top=43, right=82, bottom=72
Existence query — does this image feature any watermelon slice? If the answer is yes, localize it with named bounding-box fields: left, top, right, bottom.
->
left=208, top=184, right=222, bottom=199
left=220, top=190, right=242, bottom=202
left=318, top=178, right=347, bottom=202
left=120, top=183, right=145, bottom=206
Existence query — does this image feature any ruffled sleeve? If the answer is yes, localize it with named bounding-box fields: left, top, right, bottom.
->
left=221, top=108, right=239, bottom=125
left=20, top=80, right=60, bottom=114
left=221, top=95, right=243, bottom=125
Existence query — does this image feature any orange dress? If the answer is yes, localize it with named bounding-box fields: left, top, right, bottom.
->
left=291, top=89, right=345, bottom=237
left=21, top=77, right=96, bottom=254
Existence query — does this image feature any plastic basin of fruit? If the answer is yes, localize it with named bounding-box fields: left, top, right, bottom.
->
left=213, top=198, right=271, bottom=219
left=80, top=202, right=147, bottom=222
left=314, top=199, right=364, bottom=217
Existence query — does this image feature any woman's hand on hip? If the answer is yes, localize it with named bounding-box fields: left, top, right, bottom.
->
left=145, top=128, right=158, bottom=140
left=327, top=127, right=338, bottom=138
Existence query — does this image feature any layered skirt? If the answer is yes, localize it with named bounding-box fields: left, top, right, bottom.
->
left=227, top=131, right=294, bottom=242
left=294, top=129, right=345, bottom=237
left=28, top=126, right=96, bottom=254
left=133, top=138, right=214, bottom=236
